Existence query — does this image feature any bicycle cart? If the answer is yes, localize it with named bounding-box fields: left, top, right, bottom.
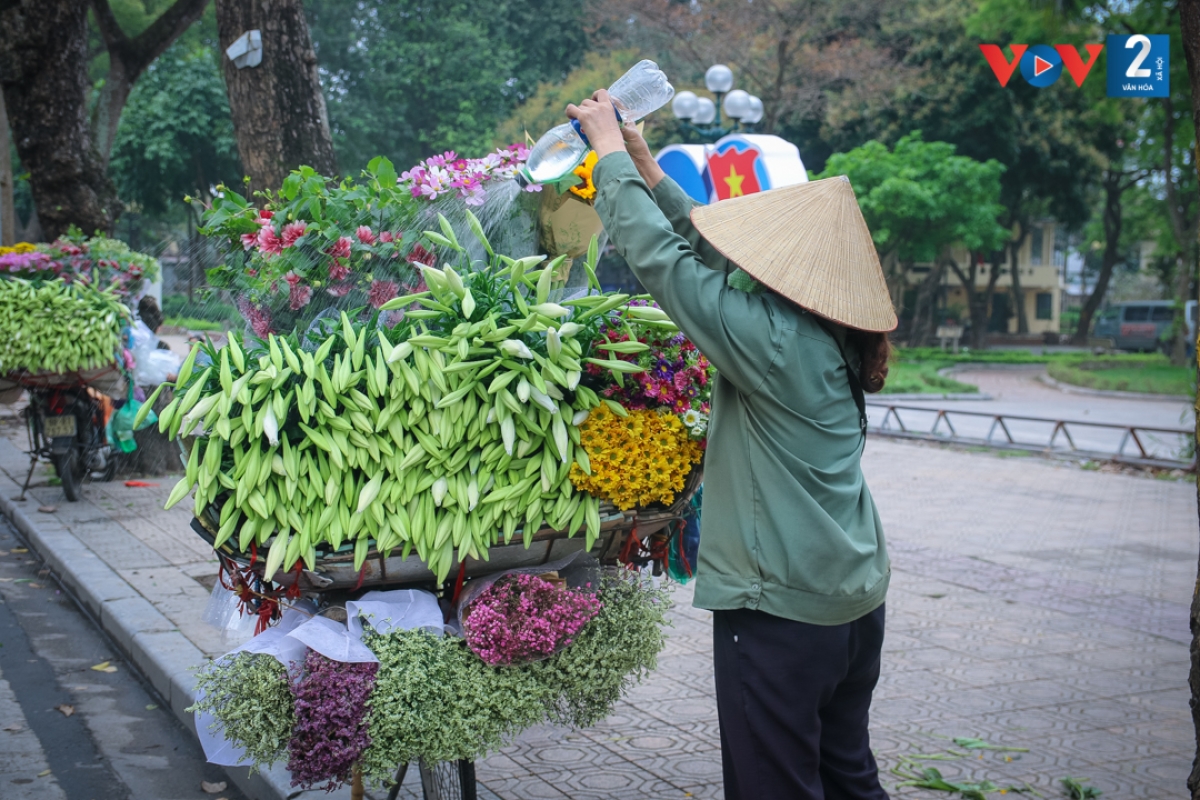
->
left=189, top=465, right=699, bottom=800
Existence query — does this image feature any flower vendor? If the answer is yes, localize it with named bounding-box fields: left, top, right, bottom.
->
left=568, top=89, right=897, bottom=800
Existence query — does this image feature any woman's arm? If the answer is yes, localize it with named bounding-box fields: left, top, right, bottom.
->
left=583, top=111, right=733, bottom=273
left=567, top=90, right=781, bottom=393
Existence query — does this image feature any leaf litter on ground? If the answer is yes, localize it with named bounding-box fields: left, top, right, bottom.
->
left=890, top=736, right=1042, bottom=799
left=1060, top=777, right=1101, bottom=799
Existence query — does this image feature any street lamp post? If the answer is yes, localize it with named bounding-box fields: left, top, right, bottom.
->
left=671, top=64, right=763, bottom=143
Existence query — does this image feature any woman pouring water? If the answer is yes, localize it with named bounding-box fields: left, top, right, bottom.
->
left=567, top=89, right=897, bottom=800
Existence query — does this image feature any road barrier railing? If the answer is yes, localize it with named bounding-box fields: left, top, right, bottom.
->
left=866, top=402, right=1195, bottom=470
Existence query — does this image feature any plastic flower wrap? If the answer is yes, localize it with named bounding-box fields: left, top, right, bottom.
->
left=201, top=159, right=428, bottom=336
left=461, top=573, right=601, bottom=666
left=201, top=150, right=543, bottom=338
left=570, top=404, right=703, bottom=509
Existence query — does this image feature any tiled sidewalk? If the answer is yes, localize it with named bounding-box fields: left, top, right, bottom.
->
left=0, top=406, right=1194, bottom=799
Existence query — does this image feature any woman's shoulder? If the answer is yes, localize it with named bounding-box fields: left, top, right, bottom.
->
left=761, top=295, right=837, bottom=348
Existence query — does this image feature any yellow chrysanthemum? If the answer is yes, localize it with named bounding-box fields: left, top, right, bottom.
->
left=569, top=405, right=702, bottom=510
left=0, top=242, right=36, bottom=256
left=568, top=151, right=599, bottom=201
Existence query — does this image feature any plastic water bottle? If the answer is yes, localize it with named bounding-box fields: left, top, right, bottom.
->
left=522, top=60, right=675, bottom=184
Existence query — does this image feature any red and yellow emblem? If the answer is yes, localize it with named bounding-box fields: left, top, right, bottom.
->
left=707, top=143, right=764, bottom=201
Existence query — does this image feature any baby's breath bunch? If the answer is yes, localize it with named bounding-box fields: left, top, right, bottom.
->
left=190, top=652, right=294, bottom=769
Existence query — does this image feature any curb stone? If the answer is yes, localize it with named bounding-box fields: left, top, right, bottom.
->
left=0, top=473, right=337, bottom=800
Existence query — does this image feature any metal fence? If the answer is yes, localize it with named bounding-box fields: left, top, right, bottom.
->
left=866, top=403, right=1195, bottom=470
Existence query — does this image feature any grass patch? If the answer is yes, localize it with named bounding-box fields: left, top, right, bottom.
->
left=898, top=347, right=1155, bottom=366
left=882, top=361, right=978, bottom=395
left=1046, top=360, right=1195, bottom=395
left=164, top=315, right=227, bottom=332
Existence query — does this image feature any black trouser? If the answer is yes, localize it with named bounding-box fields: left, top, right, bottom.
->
left=712, top=604, right=889, bottom=800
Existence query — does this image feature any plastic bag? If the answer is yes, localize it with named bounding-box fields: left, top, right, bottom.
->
left=201, top=581, right=259, bottom=643
left=668, top=484, right=702, bottom=584
left=346, top=588, right=444, bottom=639
left=107, top=387, right=157, bottom=453
left=130, top=320, right=182, bottom=387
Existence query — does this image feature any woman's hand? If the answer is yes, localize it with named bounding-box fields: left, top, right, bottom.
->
left=622, top=123, right=665, bottom=189
left=566, top=89, right=626, bottom=159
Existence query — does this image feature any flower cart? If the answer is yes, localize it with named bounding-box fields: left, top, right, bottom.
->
left=171, top=148, right=707, bottom=799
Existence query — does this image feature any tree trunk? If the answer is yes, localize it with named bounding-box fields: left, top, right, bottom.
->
left=214, top=0, right=337, bottom=193
left=1073, top=169, right=1124, bottom=346
left=1172, top=254, right=1194, bottom=366
left=948, top=256, right=991, bottom=351
left=1174, top=3, right=1200, bottom=798
left=91, top=0, right=213, bottom=165
left=0, top=0, right=120, bottom=239
left=907, top=258, right=946, bottom=348
left=1010, top=226, right=1030, bottom=334
left=0, top=92, right=14, bottom=246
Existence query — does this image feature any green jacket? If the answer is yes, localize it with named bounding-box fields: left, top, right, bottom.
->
left=593, top=151, right=889, bottom=625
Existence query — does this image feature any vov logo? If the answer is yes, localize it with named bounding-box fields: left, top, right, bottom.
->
left=979, top=44, right=1103, bottom=88
left=980, top=36, right=1169, bottom=97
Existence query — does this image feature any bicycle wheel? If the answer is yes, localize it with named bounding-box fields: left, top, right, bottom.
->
left=419, top=760, right=477, bottom=800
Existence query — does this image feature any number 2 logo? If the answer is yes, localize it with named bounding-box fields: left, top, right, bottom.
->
left=1125, top=34, right=1152, bottom=78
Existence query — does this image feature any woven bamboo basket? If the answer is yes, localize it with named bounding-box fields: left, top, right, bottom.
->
left=191, top=465, right=702, bottom=593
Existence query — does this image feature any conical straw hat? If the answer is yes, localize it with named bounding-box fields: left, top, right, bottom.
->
left=690, top=175, right=897, bottom=332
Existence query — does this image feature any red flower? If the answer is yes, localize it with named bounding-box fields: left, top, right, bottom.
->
left=368, top=279, right=399, bottom=308
left=327, top=283, right=352, bottom=298
left=282, top=221, right=307, bottom=248
left=289, top=283, right=313, bottom=310
left=240, top=233, right=257, bottom=250
left=246, top=305, right=272, bottom=338
left=257, top=225, right=283, bottom=256
left=355, top=226, right=377, bottom=245
left=379, top=231, right=399, bottom=244
left=328, top=261, right=351, bottom=283
left=259, top=210, right=274, bottom=220
left=327, top=236, right=352, bottom=259
left=406, top=244, right=435, bottom=267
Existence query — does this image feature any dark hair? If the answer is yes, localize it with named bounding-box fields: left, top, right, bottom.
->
left=847, top=330, right=891, bottom=393
left=138, top=295, right=164, bottom=333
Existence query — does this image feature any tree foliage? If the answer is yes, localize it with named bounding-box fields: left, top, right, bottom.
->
left=109, top=43, right=241, bottom=216
left=306, top=0, right=587, bottom=173
left=819, top=133, right=1008, bottom=265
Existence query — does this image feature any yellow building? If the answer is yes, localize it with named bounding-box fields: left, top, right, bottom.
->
left=911, top=221, right=1063, bottom=337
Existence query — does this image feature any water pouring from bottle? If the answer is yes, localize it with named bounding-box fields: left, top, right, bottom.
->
left=521, top=60, right=675, bottom=185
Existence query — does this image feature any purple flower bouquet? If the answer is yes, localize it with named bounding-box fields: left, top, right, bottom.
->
left=287, top=650, right=378, bottom=791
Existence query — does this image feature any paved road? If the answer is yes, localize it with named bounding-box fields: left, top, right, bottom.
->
left=0, top=514, right=245, bottom=800
left=869, top=367, right=1194, bottom=461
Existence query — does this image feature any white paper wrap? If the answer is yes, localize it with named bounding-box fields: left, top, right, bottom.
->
left=286, top=616, right=379, bottom=664
left=194, top=605, right=314, bottom=766
left=196, top=590, right=444, bottom=766
left=346, top=588, right=444, bottom=638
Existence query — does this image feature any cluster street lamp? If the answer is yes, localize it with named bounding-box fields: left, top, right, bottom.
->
left=671, top=64, right=764, bottom=143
